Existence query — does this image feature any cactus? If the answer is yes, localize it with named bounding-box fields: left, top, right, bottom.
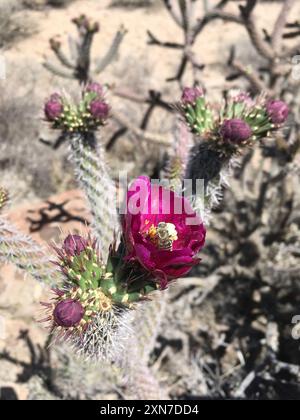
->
left=1, top=71, right=291, bottom=399
left=0, top=217, right=59, bottom=285
left=40, top=87, right=207, bottom=402
left=0, top=187, right=9, bottom=212
left=147, top=0, right=204, bottom=83
left=68, top=133, right=118, bottom=256
left=40, top=233, right=160, bottom=361
left=163, top=120, right=194, bottom=193
left=179, top=88, right=290, bottom=222
left=44, top=84, right=118, bottom=256
left=44, top=14, right=127, bottom=84
left=0, top=189, right=58, bottom=285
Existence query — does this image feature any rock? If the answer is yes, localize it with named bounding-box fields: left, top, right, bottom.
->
left=6, top=189, right=91, bottom=244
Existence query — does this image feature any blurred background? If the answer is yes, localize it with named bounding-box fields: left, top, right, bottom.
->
left=0, top=0, right=299, bottom=400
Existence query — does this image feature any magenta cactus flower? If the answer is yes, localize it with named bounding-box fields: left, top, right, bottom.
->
left=63, top=234, right=88, bottom=257
left=53, top=299, right=85, bottom=328
left=220, top=118, right=252, bottom=143
left=44, top=93, right=63, bottom=121
left=90, top=100, right=109, bottom=120
left=181, top=87, right=204, bottom=105
left=85, top=82, right=104, bottom=97
left=266, top=100, right=289, bottom=125
left=123, top=176, right=206, bottom=287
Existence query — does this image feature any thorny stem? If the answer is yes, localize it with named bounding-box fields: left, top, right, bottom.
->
left=0, top=217, right=59, bottom=285
left=68, top=132, right=119, bottom=259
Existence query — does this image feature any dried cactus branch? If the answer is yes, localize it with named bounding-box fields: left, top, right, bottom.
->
left=194, top=9, right=242, bottom=36
left=52, top=46, right=76, bottom=70
left=240, top=0, right=275, bottom=61
left=112, top=110, right=171, bottom=146
left=280, top=44, right=300, bottom=59
left=229, top=50, right=269, bottom=94
left=68, top=35, right=79, bottom=62
left=113, top=87, right=173, bottom=112
left=94, top=27, right=127, bottom=74
left=44, top=16, right=126, bottom=84
left=163, top=0, right=184, bottom=27
left=147, top=30, right=184, bottom=49
left=271, top=0, right=296, bottom=51
left=43, top=61, right=74, bottom=79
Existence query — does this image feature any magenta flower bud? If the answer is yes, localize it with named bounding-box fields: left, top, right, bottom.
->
left=85, top=82, right=104, bottom=97
left=44, top=93, right=63, bottom=121
left=90, top=100, right=109, bottom=120
left=53, top=299, right=85, bottom=328
left=181, top=87, right=204, bottom=105
left=266, top=100, right=289, bottom=125
left=63, top=234, right=88, bottom=256
left=220, top=118, right=252, bottom=143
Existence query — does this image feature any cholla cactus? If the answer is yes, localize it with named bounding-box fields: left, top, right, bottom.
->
left=1, top=77, right=290, bottom=398
left=147, top=0, right=206, bottom=83
left=163, top=120, right=194, bottom=192
left=40, top=231, right=162, bottom=361
left=0, top=217, right=59, bottom=285
left=39, top=186, right=206, bottom=360
left=44, top=84, right=110, bottom=132
left=44, top=14, right=127, bottom=84
left=179, top=87, right=289, bottom=221
left=0, top=187, right=8, bottom=212
left=41, top=84, right=289, bottom=369
left=44, top=84, right=116, bottom=254
left=40, top=235, right=136, bottom=361
left=0, top=186, right=58, bottom=284
left=42, top=86, right=207, bottom=368
left=37, top=187, right=205, bottom=395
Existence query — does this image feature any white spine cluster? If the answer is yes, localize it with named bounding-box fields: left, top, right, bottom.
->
left=69, top=133, right=119, bottom=259
left=67, top=307, right=134, bottom=363
left=0, top=217, right=59, bottom=285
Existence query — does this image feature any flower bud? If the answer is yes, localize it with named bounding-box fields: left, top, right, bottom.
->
left=90, top=100, right=109, bottom=120
left=85, top=82, right=104, bottom=97
left=220, top=118, right=252, bottom=143
left=53, top=299, right=85, bottom=328
left=63, top=234, right=88, bottom=257
left=181, top=87, right=204, bottom=105
left=44, top=93, right=63, bottom=121
left=266, top=100, right=289, bottom=125
left=233, top=92, right=254, bottom=107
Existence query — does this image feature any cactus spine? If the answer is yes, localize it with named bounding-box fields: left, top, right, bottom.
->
left=68, top=132, right=119, bottom=258
left=0, top=218, right=59, bottom=285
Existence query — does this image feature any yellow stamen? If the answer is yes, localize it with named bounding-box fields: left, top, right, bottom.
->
left=144, top=222, right=178, bottom=251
